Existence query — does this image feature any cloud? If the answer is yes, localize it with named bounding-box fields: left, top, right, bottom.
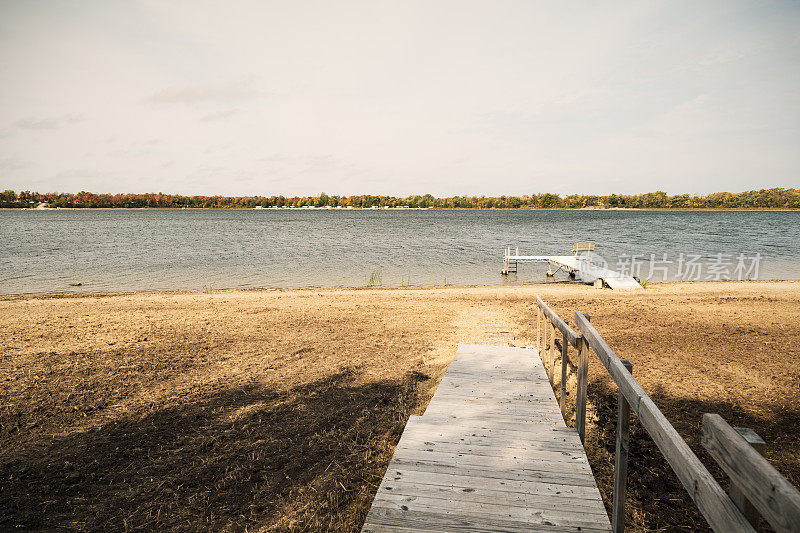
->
left=145, top=81, right=265, bottom=104
left=0, top=157, right=29, bottom=171
left=15, top=114, right=84, bottom=130
left=200, top=109, right=240, bottom=121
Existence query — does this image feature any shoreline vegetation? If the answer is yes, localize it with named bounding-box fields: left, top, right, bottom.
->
left=2, top=187, right=799, bottom=210
left=1, top=281, right=798, bottom=531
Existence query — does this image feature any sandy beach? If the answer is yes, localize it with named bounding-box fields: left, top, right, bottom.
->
left=1, top=281, right=799, bottom=531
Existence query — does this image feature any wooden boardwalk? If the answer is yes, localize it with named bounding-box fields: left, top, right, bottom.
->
left=362, top=344, right=611, bottom=532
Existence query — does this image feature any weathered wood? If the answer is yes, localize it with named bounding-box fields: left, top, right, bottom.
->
left=560, top=331, right=568, bottom=417
left=542, top=315, right=549, bottom=376
left=701, top=413, right=800, bottom=533
left=537, top=306, right=542, bottom=355
left=362, top=344, right=611, bottom=532
left=576, top=336, right=588, bottom=444
left=387, top=458, right=601, bottom=488
left=370, top=493, right=610, bottom=527
left=729, top=427, right=766, bottom=526
left=728, top=428, right=767, bottom=527
left=364, top=506, right=612, bottom=533
left=395, top=437, right=591, bottom=460
left=375, top=479, right=613, bottom=513
left=376, top=468, right=609, bottom=499
left=549, top=323, right=555, bottom=384
left=575, top=312, right=755, bottom=532
left=612, top=359, right=633, bottom=533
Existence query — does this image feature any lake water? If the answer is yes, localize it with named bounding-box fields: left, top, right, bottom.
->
left=1, top=209, right=798, bottom=294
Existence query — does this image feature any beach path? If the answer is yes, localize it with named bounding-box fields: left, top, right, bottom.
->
left=362, top=344, right=611, bottom=532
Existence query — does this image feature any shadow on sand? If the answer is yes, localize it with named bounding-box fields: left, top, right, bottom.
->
left=1, top=369, right=426, bottom=531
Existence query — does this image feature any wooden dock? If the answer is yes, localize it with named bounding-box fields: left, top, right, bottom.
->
left=362, top=344, right=611, bottom=532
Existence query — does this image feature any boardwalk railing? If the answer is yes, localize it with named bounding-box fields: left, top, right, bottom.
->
left=535, top=296, right=588, bottom=441
left=535, top=297, right=800, bottom=533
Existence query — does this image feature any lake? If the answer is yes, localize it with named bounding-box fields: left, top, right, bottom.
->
left=1, top=209, right=798, bottom=294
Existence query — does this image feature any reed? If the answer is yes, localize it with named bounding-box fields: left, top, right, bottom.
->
left=366, top=269, right=382, bottom=287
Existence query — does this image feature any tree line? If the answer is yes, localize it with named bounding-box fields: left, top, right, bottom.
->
left=2, top=188, right=799, bottom=209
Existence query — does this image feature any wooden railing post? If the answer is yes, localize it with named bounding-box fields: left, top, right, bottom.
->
left=612, top=359, right=633, bottom=533
left=549, top=322, right=555, bottom=384
left=730, top=427, right=766, bottom=527
left=560, top=331, right=568, bottom=417
left=542, top=313, right=548, bottom=371
left=575, top=313, right=590, bottom=445
left=537, top=306, right=541, bottom=356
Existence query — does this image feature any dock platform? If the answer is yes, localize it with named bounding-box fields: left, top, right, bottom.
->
left=361, top=344, right=611, bottom=532
left=502, top=246, right=642, bottom=290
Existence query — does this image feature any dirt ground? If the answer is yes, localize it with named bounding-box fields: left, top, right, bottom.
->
left=1, top=281, right=798, bottom=531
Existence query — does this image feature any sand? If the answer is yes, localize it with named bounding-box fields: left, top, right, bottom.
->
left=1, top=281, right=798, bottom=531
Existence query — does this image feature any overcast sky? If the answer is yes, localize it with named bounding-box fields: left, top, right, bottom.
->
left=1, top=1, right=798, bottom=197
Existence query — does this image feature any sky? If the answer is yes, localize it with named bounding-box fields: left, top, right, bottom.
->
left=0, top=1, right=798, bottom=197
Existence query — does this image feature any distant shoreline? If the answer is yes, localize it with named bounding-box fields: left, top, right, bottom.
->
left=3, top=187, right=798, bottom=210
left=3, top=206, right=800, bottom=212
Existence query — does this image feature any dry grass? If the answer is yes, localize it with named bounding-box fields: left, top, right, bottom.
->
left=1, top=282, right=799, bottom=531
left=520, top=282, right=800, bottom=532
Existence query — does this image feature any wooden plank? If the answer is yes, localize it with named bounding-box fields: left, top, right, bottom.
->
left=399, top=422, right=582, bottom=443
left=377, top=479, right=608, bottom=512
left=415, top=413, right=567, bottom=426
left=384, top=472, right=597, bottom=494
left=378, top=468, right=605, bottom=498
left=364, top=507, right=612, bottom=533
left=396, top=435, right=588, bottom=456
left=387, top=458, right=601, bottom=487
left=575, top=312, right=754, bottom=532
left=389, top=449, right=595, bottom=476
left=399, top=425, right=578, bottom=439
left=395, top=434, right=584, bottom=453
left=369, top=493, right=611, bottom=527
left=405, top=417, right=575, bottom=436
left=701, top=413, right=800, bottom=533
left=394, top=434, right=585, bottom=455
left=428, top=387, right=556, bottom=398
